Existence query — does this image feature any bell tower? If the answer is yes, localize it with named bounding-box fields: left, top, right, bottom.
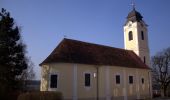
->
left=124, top=7, right=150, bottom=67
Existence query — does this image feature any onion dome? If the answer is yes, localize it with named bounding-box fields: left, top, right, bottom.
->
left=127, top=8, right=143, bottom=22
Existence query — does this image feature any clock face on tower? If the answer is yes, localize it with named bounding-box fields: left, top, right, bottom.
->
left=127, top=21, right=132, bottom=28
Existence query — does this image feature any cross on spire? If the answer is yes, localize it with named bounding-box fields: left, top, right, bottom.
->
left=130, top=0, right=136, bottom=10
left=64, top=35, right=67, bottom=38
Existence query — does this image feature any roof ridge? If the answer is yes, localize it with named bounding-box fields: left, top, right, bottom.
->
left=63, top=38, right=126, bottom=52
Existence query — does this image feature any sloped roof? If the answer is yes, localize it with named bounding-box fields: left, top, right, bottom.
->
left=40, top=38, right=149, bottom=69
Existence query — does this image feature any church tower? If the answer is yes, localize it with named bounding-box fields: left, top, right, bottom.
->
left=124, top=7, right=150, bottom=67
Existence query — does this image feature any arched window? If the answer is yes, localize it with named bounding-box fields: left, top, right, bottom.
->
left=141, top=31, right=144, bottom=40
left=128, top=31, right=133, bottom=41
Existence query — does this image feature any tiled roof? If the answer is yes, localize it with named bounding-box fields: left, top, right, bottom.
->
left=40, top=38, right=149, bottom=69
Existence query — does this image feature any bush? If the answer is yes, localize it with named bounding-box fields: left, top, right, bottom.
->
left=0, top=84, right=21, bottom=100
left=18, top=91, right=63, bottom=100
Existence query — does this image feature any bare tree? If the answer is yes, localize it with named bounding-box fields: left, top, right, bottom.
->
left=20, top=57, right=35, bottom=80
left=152, top=47, right=170, bottom=97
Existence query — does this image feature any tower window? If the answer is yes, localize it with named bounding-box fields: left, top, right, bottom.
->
left=141, top=78, right=144, bottom=84
left=141, top=31, right=144, bottom=40
left=128, top=31, right=133, bottom=41
left=144, top=56, right=146, bottom=64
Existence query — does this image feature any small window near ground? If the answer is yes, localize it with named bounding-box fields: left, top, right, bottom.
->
left=129, top=76, right=133, bottom=84
left=116, top=75, right=120, bottom=84
left=141, top=31, right=144, bottom=40
left=85, top=73, right=91, bottom=87
left=50, top=74, right=58, bottom=88
left=129, top=31, right=133, bottom=41
left=141, top=78, right=144, bottom=84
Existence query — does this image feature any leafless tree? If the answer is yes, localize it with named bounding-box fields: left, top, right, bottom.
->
left=152, top=47, right=170, bottom=97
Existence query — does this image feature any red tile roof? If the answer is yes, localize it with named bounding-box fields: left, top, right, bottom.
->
left=40, top=38, right=149, bottom=69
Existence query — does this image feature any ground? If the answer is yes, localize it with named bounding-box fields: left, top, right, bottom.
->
left=151, top=97, right=170, bottom=100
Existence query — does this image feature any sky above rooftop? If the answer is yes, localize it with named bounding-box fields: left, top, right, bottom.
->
left=1, top=0, right=170, bottom=79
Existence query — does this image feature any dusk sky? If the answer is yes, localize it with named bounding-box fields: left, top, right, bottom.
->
left=1, top=0, right=170, bottom=79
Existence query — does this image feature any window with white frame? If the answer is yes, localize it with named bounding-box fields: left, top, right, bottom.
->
left=50, top=74, right=58, bottom=88
left=116, top=75, right=120, bottom=84
left=84, top=73, right=91, bottom=87
left=129, top=76, right=133, bottom=84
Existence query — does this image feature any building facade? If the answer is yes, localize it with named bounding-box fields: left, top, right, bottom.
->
left=40, top=8, right=152, bottom=100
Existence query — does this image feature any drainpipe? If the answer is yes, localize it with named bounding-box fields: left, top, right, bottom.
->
left=148, top=70, right=152, bottom=99
left=96, top=66, right=99, bottom=100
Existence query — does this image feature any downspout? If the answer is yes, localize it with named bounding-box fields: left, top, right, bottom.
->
left=148, top=70, right=152, bottom=99
left=96, top=66, right=99, bottom=100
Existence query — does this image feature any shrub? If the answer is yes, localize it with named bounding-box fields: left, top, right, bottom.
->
left=18, top=91, right=63, bottom=100
left=0, top=89, right=21, bottom=100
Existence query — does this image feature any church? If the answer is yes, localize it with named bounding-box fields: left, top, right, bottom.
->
left=40, top=7, right=152, bottom=100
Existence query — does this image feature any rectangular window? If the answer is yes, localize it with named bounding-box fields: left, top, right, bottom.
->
left=85, top=73, right=90, bottom=87
left=129, top=76, right=133, bottom=84
left=116, top=75, right=120, bottom=84
left=141, top=78, right=144, bottom=84
left=144, top=56, right=146, bottom=64
left=141, top=31, right=144, bottom=40
left=50, top=74, right=58, bottom=88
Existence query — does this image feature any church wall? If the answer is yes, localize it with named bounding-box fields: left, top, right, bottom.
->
left=138, top=51, right=151, bottom=67
left=40, top=65, right=50, bottom=91
left=138, top=69, right=151, bottom=99
left=98, top=66, right=106, bottom=99
left=48, top=63, right=74, bottom=100
left=98, top=66, right=151, bottom=100
left=137, top=23, right=149, bottom=51
left=109, top=66, right=124, bottom=98
left=76, top=64, right=97, bottom=100
left=137, top=23, right=151, bottom=66
left=40, top=63, right=98, bottom=100
left=40, top=63, right=151, bottom=100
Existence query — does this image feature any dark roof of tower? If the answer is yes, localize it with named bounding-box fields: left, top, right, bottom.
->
left=40, top=38, right=149, bottom=69
left=127, top=8, right=143, bottom=22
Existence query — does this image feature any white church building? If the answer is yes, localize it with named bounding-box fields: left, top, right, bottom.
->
left=40, top=7, right=152, bottom=100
